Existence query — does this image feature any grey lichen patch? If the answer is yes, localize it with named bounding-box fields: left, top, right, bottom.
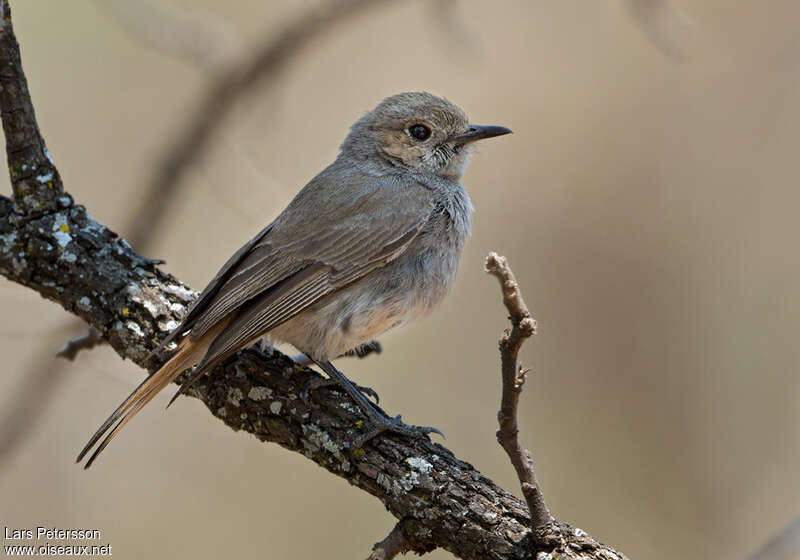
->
left=125, top=321, right=145, bottom=337
left=404, top=456, right=438, bottom=491
left=158, top=319, right=179, bottom=332
left=77, top=296, right=92, bottom=311
left=0, top=230, right=18, bottom=250
left=0, top=230, right=25, bottom=276
left=35, top=171, right=53, bottom=184
left=51, top=214, right=72, bottom=248
left=301, top=424, right=350, bottom=472
left=407, top=456, right=433, bottom=474
left=339, top=401, right=359, bottom=414
left=248, top=386, right=271, bottom=401
left=167, top=301, right=185, bottom=314
left=127, top=283, right=175, bottom=319
left=162, top=283, right=197, bottom=302
left=269, top=401, right=282, bottom=414
left=376, top=472, right=405, bottom=496
left=227, top=387, right=244, bottom=407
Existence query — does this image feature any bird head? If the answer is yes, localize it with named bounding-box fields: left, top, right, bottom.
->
left=341, top=92, right=511, bottom=181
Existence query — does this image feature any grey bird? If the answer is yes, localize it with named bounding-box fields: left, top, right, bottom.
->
left=77, top=91, right=511, bottom=468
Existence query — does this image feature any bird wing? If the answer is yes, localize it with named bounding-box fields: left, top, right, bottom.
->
left=168, top=164, right=435, bottom=364
left=150, top=220, right=275, bottom=353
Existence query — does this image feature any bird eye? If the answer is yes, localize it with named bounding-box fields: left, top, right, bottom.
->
left=408, top=124, right=431, bottom=141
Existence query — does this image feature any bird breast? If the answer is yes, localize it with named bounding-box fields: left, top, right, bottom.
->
left=270, top=183, right=473, bottom=362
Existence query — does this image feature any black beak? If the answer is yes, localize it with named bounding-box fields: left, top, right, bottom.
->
left=452, top=124, right=512, bottom=145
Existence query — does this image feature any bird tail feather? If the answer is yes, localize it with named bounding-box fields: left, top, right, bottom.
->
left=77, top=323, right=223, bottom=469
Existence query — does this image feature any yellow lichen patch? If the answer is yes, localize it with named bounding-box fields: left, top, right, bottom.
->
left=355, top=420, right=364, bottom=428
left=121, top=307, right=130, bottom=316
left=47, top=181, right=54, bottom=190
left=353, top=448, right=366, bottom=458
left=58, top=223, right=71, bottom=234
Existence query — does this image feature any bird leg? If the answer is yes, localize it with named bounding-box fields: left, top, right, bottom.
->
left=304, top=375, right=380, bottom=404
left=313, top=359, right=444, bottom=450
left=292, top=339, right=382, bottom=366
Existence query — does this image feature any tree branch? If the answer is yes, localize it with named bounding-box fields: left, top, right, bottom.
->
left=485, top=252, right=552, bottom=533
left=0, top=5, right=628, bottom=559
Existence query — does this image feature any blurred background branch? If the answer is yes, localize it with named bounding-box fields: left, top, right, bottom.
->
left=624, top=0, right=694, bottom=60
left=99, top=0, right=242, bottom=72
left=748, top=515, right=800, bottom=560
left=126, top=0, right=391, bottom=248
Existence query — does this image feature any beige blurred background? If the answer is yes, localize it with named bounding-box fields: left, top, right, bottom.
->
left=2, top=1, right=799, bottom=558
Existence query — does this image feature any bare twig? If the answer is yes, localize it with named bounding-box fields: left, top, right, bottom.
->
left=747, top=514, right=800, bottom=560
left=126, top=0, right=390, bottom=248
left=365, top=521, right=414, bottom=560
left=485, top=252, right=552, bottom=533
left=624, top=0, right=694, bottom=61
left=55, top=327, right=103, bottom=361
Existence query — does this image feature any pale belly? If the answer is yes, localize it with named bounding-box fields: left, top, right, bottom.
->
left=268, top=244, right=460, bottom=361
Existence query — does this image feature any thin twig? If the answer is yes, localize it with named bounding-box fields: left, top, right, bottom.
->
left=365, top=522, right=413, bottom=560
left=485, top=252, right=552, bottom=533
left=55, top=327, right=103, bottom=361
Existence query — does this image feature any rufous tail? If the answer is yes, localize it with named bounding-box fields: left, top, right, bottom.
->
left=77, top=324, right=223, bottom=469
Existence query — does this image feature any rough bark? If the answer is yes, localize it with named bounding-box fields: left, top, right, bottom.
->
left=0, top=3, right=628, bottom=559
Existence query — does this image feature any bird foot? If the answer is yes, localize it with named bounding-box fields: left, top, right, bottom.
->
left=302, top=376, right=380, bottom=404
left=352, top=414, right=444, bottom=452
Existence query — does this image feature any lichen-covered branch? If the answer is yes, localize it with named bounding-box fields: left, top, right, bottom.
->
left=0, top=4, right=628, bottom=559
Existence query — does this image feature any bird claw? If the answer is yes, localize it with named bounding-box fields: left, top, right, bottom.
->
left=301, top=376, right=380, bottom=404
left=351, top=413, right=445, bottom=453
